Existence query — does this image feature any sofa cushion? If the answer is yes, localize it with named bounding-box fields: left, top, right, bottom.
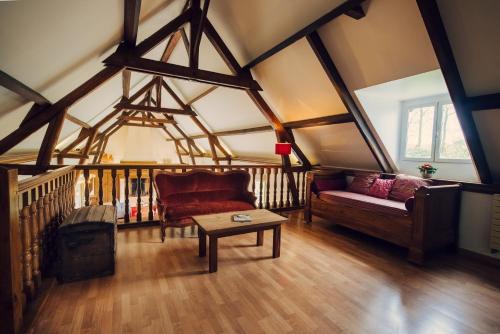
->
left=313, top=178, right=346, bottom=194
left=165, top=200, right=255, bottom=220
left=318, top=190, right=408, bottom=216
left=367, top=178, right=395, bottom=199
left=346, top=173, right=379, bottom=195
left=389, top=174, right=431, bottom=202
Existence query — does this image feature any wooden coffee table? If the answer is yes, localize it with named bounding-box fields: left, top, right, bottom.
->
left=192, top=209, right=288, bottom=273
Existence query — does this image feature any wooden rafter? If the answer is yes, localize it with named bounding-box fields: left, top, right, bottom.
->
left=417, top=0, right=492, bottom=183
left=242, top=0, right=366, bottom=70
left=0, top=70, right=50, bottom=105
left=105, top=54, right=262, bottom=90
left=345, top=5, right=365, bottom=20
left=118, top=115, right=175, bottom=124
left=124, top=0, right=141, bottom=46
left=189, top=0, right=210, bottom=69
left=65, top=113, right=91, bottom=129
left=306, top=31, right=393, bottom=173
left=114, top=101, right=196, bottom=116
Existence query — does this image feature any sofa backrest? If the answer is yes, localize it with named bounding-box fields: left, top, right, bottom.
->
left=154, top=170, right=251, bottom=205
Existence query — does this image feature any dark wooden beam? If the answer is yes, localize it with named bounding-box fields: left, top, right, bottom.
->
left=123, top=122, right=164, bottom=128
left=118, top=115, right=175, bottom=124
left=36, top=108, right=68, bottom=166
left=284, top=113, right=354, bottom=129
left=106, top=54, right=262, bottom=90
left=115, top=102, right=195, bottom=115
left=242, top=0, right=365, bottom=70
left=417, top=0, right=492, bottom=183
left=190, top=0, right=210, bottom=69
left=0, top=66, right=123, bottom=155
left=344, top=5, right=365, bottom=20
left=19, top=103, right=48, bottom=127
left=306, top=31, right=392, bottom=173
left=467, top=93, right=500, bottom=111
left=124, top=0, right=141, bottom=46
left=0, top=70, right=51, bottom=105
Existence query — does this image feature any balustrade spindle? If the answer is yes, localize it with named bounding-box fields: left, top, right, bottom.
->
left=98, top=169, right=104, bottom=205
left=265, top=168, right=271, bottom=209
left=83, top=169, right=90, bottom=206
left=258, top=168, right=264, bottom=209
left=286, top=181, right=291, bottom=207
left=29, top=201, right=41, bottom=288
left=43, top=193, right=51, bottom=268
left=251, top=168, right=256, bottom=202
left=36, top=196, right=46, bottom=273
left=48, top=190, right=57, bottom=263
left=148, top=169, right=154, bottom=221
left=111, top=169, right=117, bottom=207
left=280, top=169, right=285, bottom=208
left=124, top=169, right=130, bottom=223
left=272, top=167, right=278, bottom=209
left=301, top=171, right=307, bottom=206
left=136, top=168, right=142, bottom=222
left=20, top=206, right=34, bottom=300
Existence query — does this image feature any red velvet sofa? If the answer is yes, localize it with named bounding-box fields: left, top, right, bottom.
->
left=305, top=170, right=461, bottom=264
left=153, top=170, right=256, bottom=242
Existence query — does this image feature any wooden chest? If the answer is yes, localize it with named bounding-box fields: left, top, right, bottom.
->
left=57, top=205, right=117, bottom=283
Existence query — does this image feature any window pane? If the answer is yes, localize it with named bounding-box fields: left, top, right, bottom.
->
left=405, top=106, right=435, bottom=159
left=438, top=104, right=471, bottom=160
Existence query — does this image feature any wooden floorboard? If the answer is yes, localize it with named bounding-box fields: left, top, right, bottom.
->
left=28, top=211, right=500, bottom=333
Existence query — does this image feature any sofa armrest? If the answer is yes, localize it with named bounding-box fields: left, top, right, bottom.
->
left=241, top=191, right=257, bottom=207
left=410, top=183, right=462, bottom=260
left=305, top=171, right=345, bottom=222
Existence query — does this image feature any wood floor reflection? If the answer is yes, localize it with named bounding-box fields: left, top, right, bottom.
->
left=28, top=211, right=500, bottom=333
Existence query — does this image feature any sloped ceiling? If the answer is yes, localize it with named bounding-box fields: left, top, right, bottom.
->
left=1, top=0, right=498, bottom=177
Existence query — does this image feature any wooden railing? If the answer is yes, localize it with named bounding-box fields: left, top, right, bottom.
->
left=0, top=166, right=76, bottom=333
left=74, top=164, right=308, bottom=224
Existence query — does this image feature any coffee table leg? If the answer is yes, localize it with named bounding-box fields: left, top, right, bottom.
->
left=273, top=225, right=281, bottom=258
left=257, top=230, right=264, bottom=246
left=209, top=236, right=218, bottom=273
left=198, top=228, right=206, bottom=257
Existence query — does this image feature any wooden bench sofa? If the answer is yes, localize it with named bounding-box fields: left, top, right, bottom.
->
left=153, top=170, right=256, bottom=242
left=305, top=170, right=462, bottom=264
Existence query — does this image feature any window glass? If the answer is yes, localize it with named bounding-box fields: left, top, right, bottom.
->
left=404, top=105, right=435, bottom=159
left=438, top=104, right=471, bottom=160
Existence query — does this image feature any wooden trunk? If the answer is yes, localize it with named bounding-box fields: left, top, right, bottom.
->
left=57, top=205, right=117, bottom=283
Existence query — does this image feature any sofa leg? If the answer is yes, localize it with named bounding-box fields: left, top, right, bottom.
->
left=407, top=248, right=424, bottom=265
left=304, top=209, right=312, bottom=224
left=160, top=222, right=166, bottom=243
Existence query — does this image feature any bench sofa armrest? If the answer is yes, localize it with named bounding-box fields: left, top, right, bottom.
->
left=409, top=183, right=462, bottom=262
left=305, top=170, right=345, bottom=222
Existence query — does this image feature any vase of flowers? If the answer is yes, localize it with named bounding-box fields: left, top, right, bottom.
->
left=418, top=163, right=437, bottom=179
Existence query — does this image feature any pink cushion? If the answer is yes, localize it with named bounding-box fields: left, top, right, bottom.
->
left=389, top=175, right=431, bottom=202
left=318, top=190, right=408, bottom=216
left=367, top=178, right=395, bottom=199
left=346, top=173, right=380, bottom=195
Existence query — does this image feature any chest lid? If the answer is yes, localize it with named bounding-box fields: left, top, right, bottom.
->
left=59, top=205, right=117, bottom=234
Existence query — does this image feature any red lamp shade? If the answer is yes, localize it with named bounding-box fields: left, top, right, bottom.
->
left=275, top=143, right=292, bottom=155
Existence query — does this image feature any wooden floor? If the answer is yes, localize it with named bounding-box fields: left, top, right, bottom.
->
left=29, top=211, right=500, bottom=334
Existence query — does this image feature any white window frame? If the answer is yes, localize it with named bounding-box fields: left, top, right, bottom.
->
left=400, top=94, right=471, bottom=164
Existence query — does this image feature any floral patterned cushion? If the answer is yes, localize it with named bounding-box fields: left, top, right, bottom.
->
left=346, top=173, right=380, bottom=195
left=367, top=178, right=395, bottom=199
left=389, top=175, right=431, bottom=202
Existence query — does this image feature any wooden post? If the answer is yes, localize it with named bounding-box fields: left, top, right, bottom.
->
left=0, top=168, right=24, bottom=334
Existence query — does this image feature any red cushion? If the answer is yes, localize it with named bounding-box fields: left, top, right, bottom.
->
left=367, top=178, right=395, bottom=199
left=346, top=173, right=380, bottom=195
left=318, top=190, right=408, bottom=216
left=313, top=178, right=346, bottom=193
left=389, top=175, right=431, bottom=202
left=165, top=201, right=255, bottom=220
